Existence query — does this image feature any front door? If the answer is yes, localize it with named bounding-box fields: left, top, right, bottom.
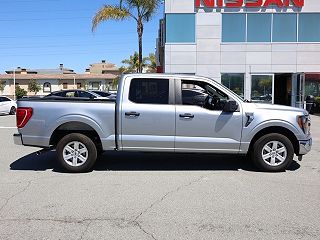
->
left=121, top=77, right=175, bottom=151
left=175, top=79, right=243, bottom=153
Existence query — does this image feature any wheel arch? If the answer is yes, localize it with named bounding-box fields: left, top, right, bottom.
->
left=248, top=126, right=299, bottom=155
left=50, top=121, right=102, bottom=151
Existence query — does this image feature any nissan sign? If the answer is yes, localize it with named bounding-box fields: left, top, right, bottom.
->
left=195, top=0, right=304, bottom=8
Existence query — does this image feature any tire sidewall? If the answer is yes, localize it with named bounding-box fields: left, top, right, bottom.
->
left=252, top=133, right=294, bottom=172
left=56, top=133, right=97, bottom=173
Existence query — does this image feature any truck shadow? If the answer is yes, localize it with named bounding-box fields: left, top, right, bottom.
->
left=10, top=150, right=301, bottom=172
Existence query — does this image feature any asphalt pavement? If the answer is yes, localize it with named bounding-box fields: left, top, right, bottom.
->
left=0, top=114, right=319, bottom=240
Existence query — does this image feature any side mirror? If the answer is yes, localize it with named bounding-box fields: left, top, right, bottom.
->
left=223, top=100, right=238, bottom=112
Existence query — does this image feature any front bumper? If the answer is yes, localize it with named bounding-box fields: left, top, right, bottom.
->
left=299, top=138, right=312, bottom=155
left=13, top=133, right=23, bottom=145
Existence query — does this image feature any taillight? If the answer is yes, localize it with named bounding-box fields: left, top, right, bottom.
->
left=16, top=107, right=33, bottom=128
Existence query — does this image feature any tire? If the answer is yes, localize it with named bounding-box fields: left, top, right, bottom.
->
left=56, top=133, right=97, bottom=173
left=251, top=133, right=294, bottom=172
left=9, top=106, right=16, bottom=115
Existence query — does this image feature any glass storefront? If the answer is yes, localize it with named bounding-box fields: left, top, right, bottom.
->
left=251, top=75, right=273, bottom=103
left=305, top=74, right=320, bottom=97
left=221, top=73, right=244, bottom=99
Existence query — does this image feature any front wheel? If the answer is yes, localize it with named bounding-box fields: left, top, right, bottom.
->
left=56, top=133, right=97, bottom=173
left=252, top=133, right=294, bottom=172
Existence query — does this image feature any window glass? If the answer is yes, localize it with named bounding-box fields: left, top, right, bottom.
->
left=251, top=75, right=273, bottom=104
left=166, top=14, right=195, bottom=43
left=78, top=91, right=94, bottom=98
left=129, top=79, right=169, bottom=104
left=2, top=97, right=10, bottom=102
left=273, top=14, right=297, bottom=42
left=299, top=14, right=320, bottom=42
left=221, top=73, right=244, bottom=99
left=247, top=14, right=271, bottom=42
left=91, top=82, right=100, bottom=90
left=65, top=91, right=75, bottom=97
left=63, top=83, right=68, bottom=89
left=305, top=74, right=320, bottom=97
left=222, top=14, right=246, bottom=42
left=43, top=82, right=51, bottom=93
left=181, top=80, right=229, bottom=111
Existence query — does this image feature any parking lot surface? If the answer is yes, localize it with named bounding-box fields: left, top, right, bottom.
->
left=0, top=115, right=319, bottom=240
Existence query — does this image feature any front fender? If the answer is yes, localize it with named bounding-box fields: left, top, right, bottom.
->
left=242, top=119, right=302, bottom=143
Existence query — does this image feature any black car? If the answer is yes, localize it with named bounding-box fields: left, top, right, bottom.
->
left=45, top=90, right=104, bottom=99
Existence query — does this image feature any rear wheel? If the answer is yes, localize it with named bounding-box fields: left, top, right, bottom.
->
left=252, top=133, right=294, bottom=172
left=56, top=133, right=97, bottom=173
left=9, top=106, right=16, bottom=115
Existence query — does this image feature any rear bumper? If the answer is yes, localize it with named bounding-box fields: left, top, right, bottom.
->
left=299, top=138, right=312, bottom=155
left=13, top=133, right=23, bottom=145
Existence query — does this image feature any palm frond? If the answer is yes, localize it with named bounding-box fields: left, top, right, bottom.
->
left=92, top=5, right=131, bottom=32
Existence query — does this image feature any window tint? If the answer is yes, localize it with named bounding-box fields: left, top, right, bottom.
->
left=78, top=91, right=94, bottom=98
left=0, top=97, right=10, bottom=102
left=166, top=14, right=195, bottom=43
left=273, top=14, right=297, bottom=42
left=222, top=14, right=246, bottom=42
left=129, top=78, right=169, bottom=104
left=299, top=14, right=320, bottom=42
left=247, top=14, right=271, bottom=42
left=181, top=80, right=228, bottom=111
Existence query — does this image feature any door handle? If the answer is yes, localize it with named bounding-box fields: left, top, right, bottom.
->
left=125, top=111, right=140, bottom=117
left=179, top=113, right=194, bottom=119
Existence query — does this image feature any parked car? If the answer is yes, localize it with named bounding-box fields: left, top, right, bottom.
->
left=90, top=90, right=116, bottom=99
left=44, top=90, right=109, bottom=100
left=0, top=96, right=16, bottom=115
left=14, top=74, right=312, bottom=173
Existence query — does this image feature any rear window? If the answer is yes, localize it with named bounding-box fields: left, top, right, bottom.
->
left=129, top=78, right=169, bottom=104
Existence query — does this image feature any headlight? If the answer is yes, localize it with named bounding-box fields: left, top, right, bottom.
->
left=297, top=115, right=311, bottom=135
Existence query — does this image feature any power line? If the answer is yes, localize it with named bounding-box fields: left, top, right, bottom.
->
left=0, top=31, right=157, bottom=39
left=0, top=16, right=92, bottom=22
left=0, top=40, right=155, bottom=49
left=0, top=49, right=154, bottom=57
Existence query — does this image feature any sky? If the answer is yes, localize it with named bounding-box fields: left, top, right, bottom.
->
left=0, top=0, right=164, bottom=73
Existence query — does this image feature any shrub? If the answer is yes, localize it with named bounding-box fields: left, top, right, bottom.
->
left=15, top=86, right=27, bottom=99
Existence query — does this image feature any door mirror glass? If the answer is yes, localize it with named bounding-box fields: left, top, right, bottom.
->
left=223, top=100, right=238, bottom=112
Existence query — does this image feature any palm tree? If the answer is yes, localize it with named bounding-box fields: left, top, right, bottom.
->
left=92, top=0, right=161, bottom=73
left=121, top=51, right=148, bottom=73
left=146, top=53, right=157, bottom=73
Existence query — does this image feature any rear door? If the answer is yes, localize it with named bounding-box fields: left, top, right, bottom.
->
left=175, top=78, right=243, bottom=153
left=120, top=77, right=175, bottom=151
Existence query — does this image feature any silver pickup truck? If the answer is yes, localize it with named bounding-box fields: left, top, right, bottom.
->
left=13, top=74, right=312, bottom=172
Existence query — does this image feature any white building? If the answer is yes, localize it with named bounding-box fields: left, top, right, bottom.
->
left=157, top=0, right=320, bottom=107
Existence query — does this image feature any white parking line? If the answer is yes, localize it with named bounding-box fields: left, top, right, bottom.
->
left=0, top=127, right=16, bottom=129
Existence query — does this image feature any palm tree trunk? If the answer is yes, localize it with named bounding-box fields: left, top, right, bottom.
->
left=137, top=19, right=143, bottom=73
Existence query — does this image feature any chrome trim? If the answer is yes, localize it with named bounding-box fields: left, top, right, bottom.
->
left=13, top=134, right=23, bottom=145
left=299, top=139, right=312, bottom=155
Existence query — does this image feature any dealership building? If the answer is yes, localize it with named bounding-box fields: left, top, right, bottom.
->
left=156, top=0, right=320, bottom=108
